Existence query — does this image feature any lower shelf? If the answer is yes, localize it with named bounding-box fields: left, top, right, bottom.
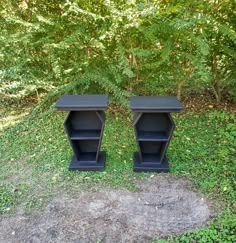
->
left=133, top=152, right=169, bottom=172
left=77, top=152, right=97, bottom=162
left=68, top=151, right=106, bottom=171
left=69, top=129, right=101, bottom=140
left=140, top=153, right=161, bottom=163
left=137, top=131, right=169, bottom=141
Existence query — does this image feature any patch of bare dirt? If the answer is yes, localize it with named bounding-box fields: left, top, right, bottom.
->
left=0, top=176, right=215, bottom=243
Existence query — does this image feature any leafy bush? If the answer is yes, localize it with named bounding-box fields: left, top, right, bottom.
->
left=0, top=1, right=235, bottom=104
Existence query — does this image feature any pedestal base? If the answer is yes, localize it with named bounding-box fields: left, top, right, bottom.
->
left=133, top=152, right=169, bottom=172
left=69, top=152, right=106, bottom=171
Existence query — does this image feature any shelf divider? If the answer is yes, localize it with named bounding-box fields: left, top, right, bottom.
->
left=137, top=131, right=169, bottom=141
left=69, top=129, right=101, bottom=140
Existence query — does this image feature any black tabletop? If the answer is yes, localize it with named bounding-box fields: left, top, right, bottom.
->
left=55, top=95, right=109, bottom=111
left=130, top=96, right=183, bottom=112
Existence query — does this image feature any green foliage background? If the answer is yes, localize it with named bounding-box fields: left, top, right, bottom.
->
left=0, top=0, right=236, bottom=104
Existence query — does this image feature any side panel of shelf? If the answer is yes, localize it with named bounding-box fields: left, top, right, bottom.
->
left=133, top=112, right=144, bottom=162
left=159, top=113, right=175, bottom=163
left=95, top=111, right=105, bottom=161
left=64, top=111, right=81, bottom=160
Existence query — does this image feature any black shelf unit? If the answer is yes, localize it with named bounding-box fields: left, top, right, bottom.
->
left=130, top=96, right=183, bottom=172
left=56, top=95, right=108, bottom=171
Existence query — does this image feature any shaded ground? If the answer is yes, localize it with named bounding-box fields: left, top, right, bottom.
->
left=182, top=93, right=236, bottom=112
left=0, top=176, right=215, bottom=243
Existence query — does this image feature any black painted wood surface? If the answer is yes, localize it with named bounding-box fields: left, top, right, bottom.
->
left=130, top=96, right=183, bottom=172
left=130, top=96, right=183, bottom=112
left=56, top=95, right=108, bottom=171
left=56, top=95, right=109, bottom=111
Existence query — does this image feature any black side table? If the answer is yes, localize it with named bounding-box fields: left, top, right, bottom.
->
left=56, top=95, right=108, bottom=171
left=130, top=96, right=183, bottom=172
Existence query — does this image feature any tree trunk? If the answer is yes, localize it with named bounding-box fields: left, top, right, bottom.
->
left=177, top=81, right=183, bottom=100
left=175, top=63, right=194, bottom=100
left=212, top=54, right=221, bottom=104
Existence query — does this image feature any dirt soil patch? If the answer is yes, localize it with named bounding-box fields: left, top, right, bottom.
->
left=0, top=175, right=215, bottom=242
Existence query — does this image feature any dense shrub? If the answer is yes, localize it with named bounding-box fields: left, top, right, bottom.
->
left=0, top=1, right=235, bottom=105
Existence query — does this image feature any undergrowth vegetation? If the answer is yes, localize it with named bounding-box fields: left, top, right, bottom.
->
left=1, top=0, right=236, bottom=105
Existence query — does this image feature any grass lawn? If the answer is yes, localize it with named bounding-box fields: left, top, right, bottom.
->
left=0, top=102, right=235, bottom=242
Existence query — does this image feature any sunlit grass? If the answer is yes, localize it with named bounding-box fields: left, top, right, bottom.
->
left=0, top=110, right=30, bottom=133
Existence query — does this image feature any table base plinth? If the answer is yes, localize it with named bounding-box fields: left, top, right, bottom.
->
left=69, top=152, right=106, bottom=171
left=133, top=152, right=169, bottom=172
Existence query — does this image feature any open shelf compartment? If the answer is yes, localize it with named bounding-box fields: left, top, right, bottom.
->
left=139, top=141, right=166, bottom=163
left=65, top=111, right=103, bottom=140
left=135, top=113, right=174, bottom=141
left=71, top=140, right=100, bottom=162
